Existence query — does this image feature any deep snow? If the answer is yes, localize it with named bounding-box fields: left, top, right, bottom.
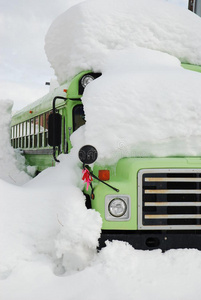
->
left=45, top=0, right=200, bottom=84
left=0, top=100, right=33, bottom=185
left=2, top=0, right=201, bottom=299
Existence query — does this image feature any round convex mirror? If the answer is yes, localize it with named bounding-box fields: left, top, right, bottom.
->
left=78, top=145, right=98, bottom=164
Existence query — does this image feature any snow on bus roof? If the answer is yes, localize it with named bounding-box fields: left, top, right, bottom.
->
left=45, top=0, right=201, bottom=84
left=12, top=84, right=67, bottom=124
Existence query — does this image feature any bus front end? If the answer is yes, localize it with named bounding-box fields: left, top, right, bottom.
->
left=90, top=157, right=201, bottom=250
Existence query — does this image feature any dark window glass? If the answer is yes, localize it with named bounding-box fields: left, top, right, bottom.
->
left=30, top=135, right=33, bottom=148
left=34, top=135, right=37, bottom=148
left=39, top=115, right=44, bottom=132
left=44, top=132, right=48, bottom=147
left=26, top=137, right=29, bottom=148
left=73, top=105, right=85, bottom=131
left=30, top=119, right=34, bottom=135
left=22, top=137, right=24, bottom=148
left=39, top=133, right=43, bottom=147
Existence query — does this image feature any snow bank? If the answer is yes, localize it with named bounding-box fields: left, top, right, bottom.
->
left=0, top=99, right=31, bottom=184
left=0, top=99, right=101, bottom=282
left=94, top=241, right=201, bottom=300
left=0, top=152, right=102, bottom=280
left=2, top=239, right=201, bottom=300
left=45, top=0, right=201, bottom=84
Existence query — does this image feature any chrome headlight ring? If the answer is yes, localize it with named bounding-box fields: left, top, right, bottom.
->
left=105, top=195, right=131, bottom=221
left=108, top=198, right=127, bottom=217
left=81, top=75, right=95, bottom=88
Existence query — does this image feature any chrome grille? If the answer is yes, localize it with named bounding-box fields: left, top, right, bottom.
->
left=138, top=169, right=201, bottom=230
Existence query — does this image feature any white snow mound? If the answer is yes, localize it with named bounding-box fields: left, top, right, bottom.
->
left=45, top=0, right=201, bottom=83
left=70, top=48, right=201, bottom=165
left=0, top=99, right=31, bottom=184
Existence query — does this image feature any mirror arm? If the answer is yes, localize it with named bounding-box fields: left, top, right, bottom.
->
left=52, top=96, right=66, bottom=163
left=90, top=172, right=119, bottom=192
left=83, top=164, right=119, bottom=192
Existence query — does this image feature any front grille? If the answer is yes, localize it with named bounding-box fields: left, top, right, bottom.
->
left=138, top=169, right=201, bottom=230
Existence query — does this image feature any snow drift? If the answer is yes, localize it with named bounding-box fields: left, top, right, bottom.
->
left=0, top=100, right=102, bottom=281
left=0, top=99, right=32, bottom=184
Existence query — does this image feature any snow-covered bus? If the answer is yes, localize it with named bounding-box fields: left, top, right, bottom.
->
left=11, top=62, right=201, bottom=251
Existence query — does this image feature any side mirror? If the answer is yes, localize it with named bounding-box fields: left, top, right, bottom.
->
left=78, top=145, right=98, bottom=164
left=48, top=113, right=62, bottom=146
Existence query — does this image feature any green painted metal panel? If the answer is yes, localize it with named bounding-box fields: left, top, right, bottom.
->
left=67, top=71, right=91, bottom=99
left=181, top=63, right=201, bottom=73
left=25, top=153, right=55, bottom=172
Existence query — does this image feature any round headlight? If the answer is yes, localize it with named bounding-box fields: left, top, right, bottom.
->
left=81, top=75, right=94, bottom=88
left=108, top=198, right=127, bottom=217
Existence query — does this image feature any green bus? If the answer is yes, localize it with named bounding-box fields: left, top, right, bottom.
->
left=11, top=63, right=201, bottom=251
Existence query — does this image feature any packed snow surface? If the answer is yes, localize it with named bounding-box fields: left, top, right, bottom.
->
left=45, top=0, right=201, bottom=83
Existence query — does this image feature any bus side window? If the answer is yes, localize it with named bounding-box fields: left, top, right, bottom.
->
left=26, top=121, right=29, bottom=148
left=44, top=112, right=49, bottom=147
left=30, top=118, right=34, bottom=148
left=11, top=126, right=15, bottom=148
left=62, top=113, right=68, bottom=154
left=15, top=124, right=19, bottom=148
left=73, top=105, right=85, bottom=131
left=22, top=121, right=26, bottom=148
left=39, top=114, right=44, bottom=148
left=45, top=111, right=52, bottom=147
left=34, top=116, right=38, bottom=148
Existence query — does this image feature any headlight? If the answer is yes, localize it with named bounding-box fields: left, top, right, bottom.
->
left=108, top=198, right=127, bottom=217
left=81, top=75, right=94, bottom=88
left=105, top=195, right=130, bottom=221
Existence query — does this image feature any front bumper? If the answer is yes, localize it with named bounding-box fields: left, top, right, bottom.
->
left=99, top=230, right=201, bottom=251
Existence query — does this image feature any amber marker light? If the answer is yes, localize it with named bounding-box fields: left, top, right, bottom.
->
left=98, top=170, right=110, bottom=181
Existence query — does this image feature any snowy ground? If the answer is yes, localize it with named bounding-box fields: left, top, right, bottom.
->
left=2, top=0, right=201, bottom=299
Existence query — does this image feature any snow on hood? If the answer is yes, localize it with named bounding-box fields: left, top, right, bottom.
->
left=45, top=0, right=201, bottom=84
left=71, top=48, right=201, bottom=165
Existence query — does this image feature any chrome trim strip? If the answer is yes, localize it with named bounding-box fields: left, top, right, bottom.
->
left=145, top=189, right=201, bottom=194
left=138, top=225, right=201, bottom=230
left=145, top=177, right=201, bottom=182
left=145, top=214, right=201, bottom=219
left=144, top=202, right=201, bottom=206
